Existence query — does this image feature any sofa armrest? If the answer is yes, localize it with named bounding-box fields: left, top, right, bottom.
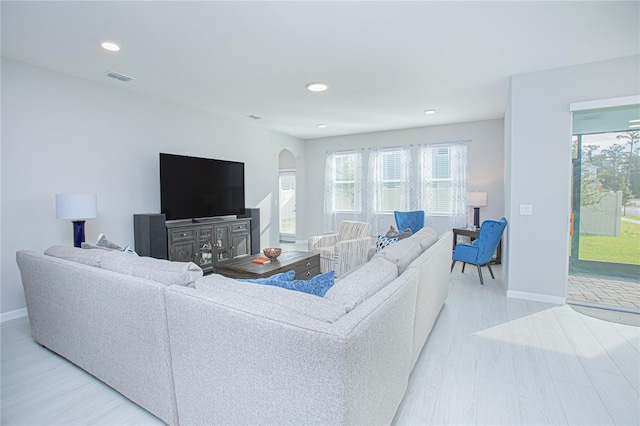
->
left=308, top=233, right=339, bottom=251
left=333, top=237, right=374, bottom=277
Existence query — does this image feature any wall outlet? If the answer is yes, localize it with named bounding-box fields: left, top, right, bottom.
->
left=519, top=204, right=533, bottom=215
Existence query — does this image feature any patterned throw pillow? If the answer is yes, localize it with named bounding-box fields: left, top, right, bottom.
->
left=376, top=235, right=399, bottom=253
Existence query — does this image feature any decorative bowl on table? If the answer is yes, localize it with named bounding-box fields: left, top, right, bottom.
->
left=263, top=247, right=282, bottom=260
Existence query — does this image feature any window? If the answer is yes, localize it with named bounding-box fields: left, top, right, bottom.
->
left=418, top=142, right=467, bottom=218
left=369, top=147, right=412, bottom=212
left=381, top=150, right=403, bottom=211
left=323, top=151, right=363, bottom=232
left=333, top=153, right=359, bottom=211
left=332, top=152, right=361, bottom=211
left=323, top=142, right=467, bottom=233
left=428, top=147, right=453, bottom=214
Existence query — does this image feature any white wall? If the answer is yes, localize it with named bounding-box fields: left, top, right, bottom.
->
left=505, top=55, right=640, bottom=303
left=303, top=119, right=505, bottom=238
left=1, top=59, right=305, bottom=315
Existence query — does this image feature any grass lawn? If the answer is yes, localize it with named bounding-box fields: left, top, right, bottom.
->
left=579, top=220, right=640, bottom=264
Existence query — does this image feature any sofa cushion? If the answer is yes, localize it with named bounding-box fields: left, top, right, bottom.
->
left=100, top=251, right=202, bottom=287
left=195, top=273, right=347, bottom=323
left=324, top=255, right=398, bottom=311
left=44, top=245, right=106, bottom=268
left=241, top=271, right=335, bottom=297
left=375, top=235, right=423, bottom=275
left=412, top=227, right=439, bottom=251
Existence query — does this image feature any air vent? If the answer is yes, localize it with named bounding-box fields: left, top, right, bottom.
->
left=105, top=71, right=134, bottom=82
left=247, top=114, right=262, bottom=120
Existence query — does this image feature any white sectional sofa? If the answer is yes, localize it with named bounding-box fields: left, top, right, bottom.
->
left=16, top=227, right=452, bottom=425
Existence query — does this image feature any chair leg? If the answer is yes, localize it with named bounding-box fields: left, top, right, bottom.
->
left=462, top=263, right=466, bottom=273
left=451, top=260, right=456, bottom=272
left=477, top=265, right=484, bottom=285
left=487, top=263, right=495, bottom=280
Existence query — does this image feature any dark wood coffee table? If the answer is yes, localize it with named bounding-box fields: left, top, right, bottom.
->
left=214, top=251, right=321, bottom=280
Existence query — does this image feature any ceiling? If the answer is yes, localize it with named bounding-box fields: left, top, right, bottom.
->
left=2, top=1, right=638, bottom=140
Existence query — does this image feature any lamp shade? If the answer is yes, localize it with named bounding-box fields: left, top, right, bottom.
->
left=56, top=194, right=97, bottom=220
left=467, top=192, right=487, bottom=207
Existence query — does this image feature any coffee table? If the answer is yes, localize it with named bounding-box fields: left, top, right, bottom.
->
left=214, top=251, right=320, bottom=280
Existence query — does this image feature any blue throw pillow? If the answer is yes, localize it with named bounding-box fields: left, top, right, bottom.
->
left=237, top=270, right=295, bottom=284
left=240, top=270, right=335, bottom=297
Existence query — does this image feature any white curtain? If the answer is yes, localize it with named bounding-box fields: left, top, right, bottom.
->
left=367, top=147, right=386, bottom=235
left=351, top=151, right=366, bottom=225
left=323, top=152, right=338, bottom=233
left=418, top=141, right=468, bottom=228
left=448, top=141, right=469, bottom=228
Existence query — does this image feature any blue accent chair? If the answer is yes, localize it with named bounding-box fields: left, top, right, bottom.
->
left=394, top=210, right=425, bottom=235
left=451, top=217, right=507, bottom=285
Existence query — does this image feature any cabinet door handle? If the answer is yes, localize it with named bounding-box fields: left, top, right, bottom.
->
left=182, top=233, right=187, bottom=237
left=306, top=271, right=311, bottom=276
left=305, top=262, right=311, bottom=267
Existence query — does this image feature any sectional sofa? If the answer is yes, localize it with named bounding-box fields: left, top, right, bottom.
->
left=16, top=227, right=452, bottom=425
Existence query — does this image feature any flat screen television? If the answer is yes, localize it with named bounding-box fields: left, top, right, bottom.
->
left=160, top=153, right=245, bottom=221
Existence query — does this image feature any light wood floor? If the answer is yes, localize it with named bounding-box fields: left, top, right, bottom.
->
left=2, top=266, right=638, bottom=425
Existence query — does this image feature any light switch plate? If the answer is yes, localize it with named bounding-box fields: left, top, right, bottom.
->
left=520, top=204, right=533, bottom=215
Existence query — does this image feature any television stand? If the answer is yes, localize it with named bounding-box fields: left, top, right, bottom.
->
left=166, top=218, right=251, bottom=274
left=134, top=210, right=261, bottom=270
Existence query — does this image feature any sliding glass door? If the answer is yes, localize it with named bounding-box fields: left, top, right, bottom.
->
left=569, top=103, right=640, bottom=313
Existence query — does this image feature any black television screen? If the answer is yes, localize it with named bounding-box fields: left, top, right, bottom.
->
left=160, top=153, right=245, bottom=221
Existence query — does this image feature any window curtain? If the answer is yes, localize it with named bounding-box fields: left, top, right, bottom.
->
left=323, top=151, right=338, bottom=233
left=448, top=141, right=469, bottom=228
left=351, top=151, right=366, bottom=225
left=367, top=147, right=386, bottom=235
left=367, top=146, right=413, bottom=235
left=418, top=141, right=468, bottom=228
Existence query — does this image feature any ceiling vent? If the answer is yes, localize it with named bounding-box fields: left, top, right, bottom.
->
left=247, top=114, right=263, bottom=120
left=105, top=71, right=134, bottom=82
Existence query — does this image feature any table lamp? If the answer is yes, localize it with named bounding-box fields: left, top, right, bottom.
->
left=56, top=193, right=98, bottom=247
left=467, top=191, right=487, bottom=229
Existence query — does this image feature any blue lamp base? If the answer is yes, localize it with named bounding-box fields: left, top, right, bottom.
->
left=473, top=207, right=481, bottom=229
left=72, top=220, right=86, bottom=248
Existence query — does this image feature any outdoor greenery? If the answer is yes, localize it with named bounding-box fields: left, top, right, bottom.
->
left=582, top=130, right=640, bottom=206
left=579, top=220, right=640, bottom=264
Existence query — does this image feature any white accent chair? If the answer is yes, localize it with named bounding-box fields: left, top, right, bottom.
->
left=308, top=221, right=372, bottom=277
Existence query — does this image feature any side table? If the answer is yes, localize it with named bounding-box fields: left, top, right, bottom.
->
left=452, top=228, right=502, bottom=264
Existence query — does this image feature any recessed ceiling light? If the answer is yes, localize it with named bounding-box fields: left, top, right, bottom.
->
left=317, top=124, right=327, bottom=128
left=630, top=124, right=640, bottom=128
left=101, top=41, right=120, bottom=52
left=424, top=109, right=436, bottom=115
left=306, top=82, right=328, bottom=92
left=629, top=119, right=640, bottom=123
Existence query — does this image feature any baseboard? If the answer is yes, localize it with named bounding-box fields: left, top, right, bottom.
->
left=1, top=308, right=27, bottom=323
left=507, top=290, right=565, bottom=305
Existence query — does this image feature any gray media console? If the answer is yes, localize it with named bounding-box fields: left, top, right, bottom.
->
left=134, top=209, right=260, bottom=274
